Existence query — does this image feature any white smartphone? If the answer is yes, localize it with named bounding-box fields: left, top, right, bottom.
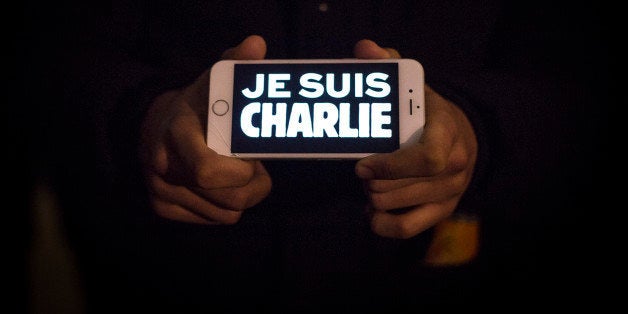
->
left=207, top=58, right=425, bottom=159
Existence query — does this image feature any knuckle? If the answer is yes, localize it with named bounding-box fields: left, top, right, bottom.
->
left=423, top=152, right=448, bottom=174
left=194, top=163, right=215, bottom=188
left=225, top=190, right=250, bottom=211
left=449, top=148, right=470, bottom=172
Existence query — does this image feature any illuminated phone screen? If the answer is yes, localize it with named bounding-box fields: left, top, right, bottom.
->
left=231, top=63, right=399, bottom=154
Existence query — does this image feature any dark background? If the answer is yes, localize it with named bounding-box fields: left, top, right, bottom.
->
left=14, top=1, right=613, bottom=312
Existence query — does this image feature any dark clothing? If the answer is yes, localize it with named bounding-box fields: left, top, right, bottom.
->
left=22, top=0, right=608, bottom=312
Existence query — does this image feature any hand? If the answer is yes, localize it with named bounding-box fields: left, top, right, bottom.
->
left=354, top=39, right=478, bottom=239
left=139, top=35, right=272, bottom=224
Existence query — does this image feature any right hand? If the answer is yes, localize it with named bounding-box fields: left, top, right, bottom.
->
left=353, top=39, right=478, bottom=239
left=139, top=35, right=272, bottom=224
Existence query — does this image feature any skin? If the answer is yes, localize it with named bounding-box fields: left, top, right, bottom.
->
left=139, top=35, right=478, bottom=239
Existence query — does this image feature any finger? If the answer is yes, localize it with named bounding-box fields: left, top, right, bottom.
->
left=365, top=140, right=471, bottom=193
left=355, top=107, right=457, bottom=180
left=148, top=174, right=244, bottom=224
left=192, top=161, right=272, bottom=210
left=168, top=106, right=257, bottom=189
left=355, top=138, right=450, bottom=180
left=385, top=48, right=401, bottom=59
left=353, top=39, right=401, bottom=59
left=369, top=200, right=457, bottom=239
left=151, top=198, right=217, bottom=224
left=368, top=171, right=467, bottom=211
left=221, top=35, right=267, bottom=60
left=366, top=177, right=423, bottom=193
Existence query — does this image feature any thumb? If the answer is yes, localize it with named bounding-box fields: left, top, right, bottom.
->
left=167, top=86, right=257, bottom=188
left=354, top=39, right=401, bottom=59
left=222, top=35, right=267, bottom=60
left=170, top=109, right=258, bottom=189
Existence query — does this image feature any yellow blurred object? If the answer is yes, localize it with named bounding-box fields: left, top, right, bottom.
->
left=423, top=214, right=480, bottom=267
left=29, top=179, right=85, bottom=314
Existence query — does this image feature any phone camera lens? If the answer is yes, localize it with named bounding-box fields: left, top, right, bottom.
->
left=409, top=89, right=413, bottom=93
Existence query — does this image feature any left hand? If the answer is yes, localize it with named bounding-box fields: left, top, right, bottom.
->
left=354, top=39, right=478, bottom=239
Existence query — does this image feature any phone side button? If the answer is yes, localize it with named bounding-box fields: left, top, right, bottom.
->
left=212, top=100, right=230, bottom=116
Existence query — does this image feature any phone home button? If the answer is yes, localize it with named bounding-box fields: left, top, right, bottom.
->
left=212, top=100, right=230, bottom=116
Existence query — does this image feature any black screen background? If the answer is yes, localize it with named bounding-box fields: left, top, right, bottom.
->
left=232, top=63, right=399, bottom=153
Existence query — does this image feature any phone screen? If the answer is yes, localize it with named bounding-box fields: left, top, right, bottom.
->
left=231, top=63, right=400, bottom=154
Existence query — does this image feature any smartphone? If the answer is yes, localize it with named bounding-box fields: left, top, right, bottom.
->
left=207, top=58, right=425, bottom=159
